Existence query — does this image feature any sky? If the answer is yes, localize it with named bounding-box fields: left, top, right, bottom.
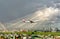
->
left=0, top=0, right=60, bottom=30
left=0, top=0, right=59, bottom=23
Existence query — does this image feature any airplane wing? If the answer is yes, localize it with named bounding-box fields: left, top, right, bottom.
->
left=33, top=20, right=40, bottom=22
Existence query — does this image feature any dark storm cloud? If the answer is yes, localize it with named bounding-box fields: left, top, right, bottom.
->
left=0, top=0, right=40, bottom=22
left=0, top=0, right=34, bottom=22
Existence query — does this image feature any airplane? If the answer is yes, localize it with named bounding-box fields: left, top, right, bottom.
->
left=22, top=19, right=40, bottom=23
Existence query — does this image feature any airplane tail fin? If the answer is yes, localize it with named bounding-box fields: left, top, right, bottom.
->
left=22, top=19, right=25, bottom=22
